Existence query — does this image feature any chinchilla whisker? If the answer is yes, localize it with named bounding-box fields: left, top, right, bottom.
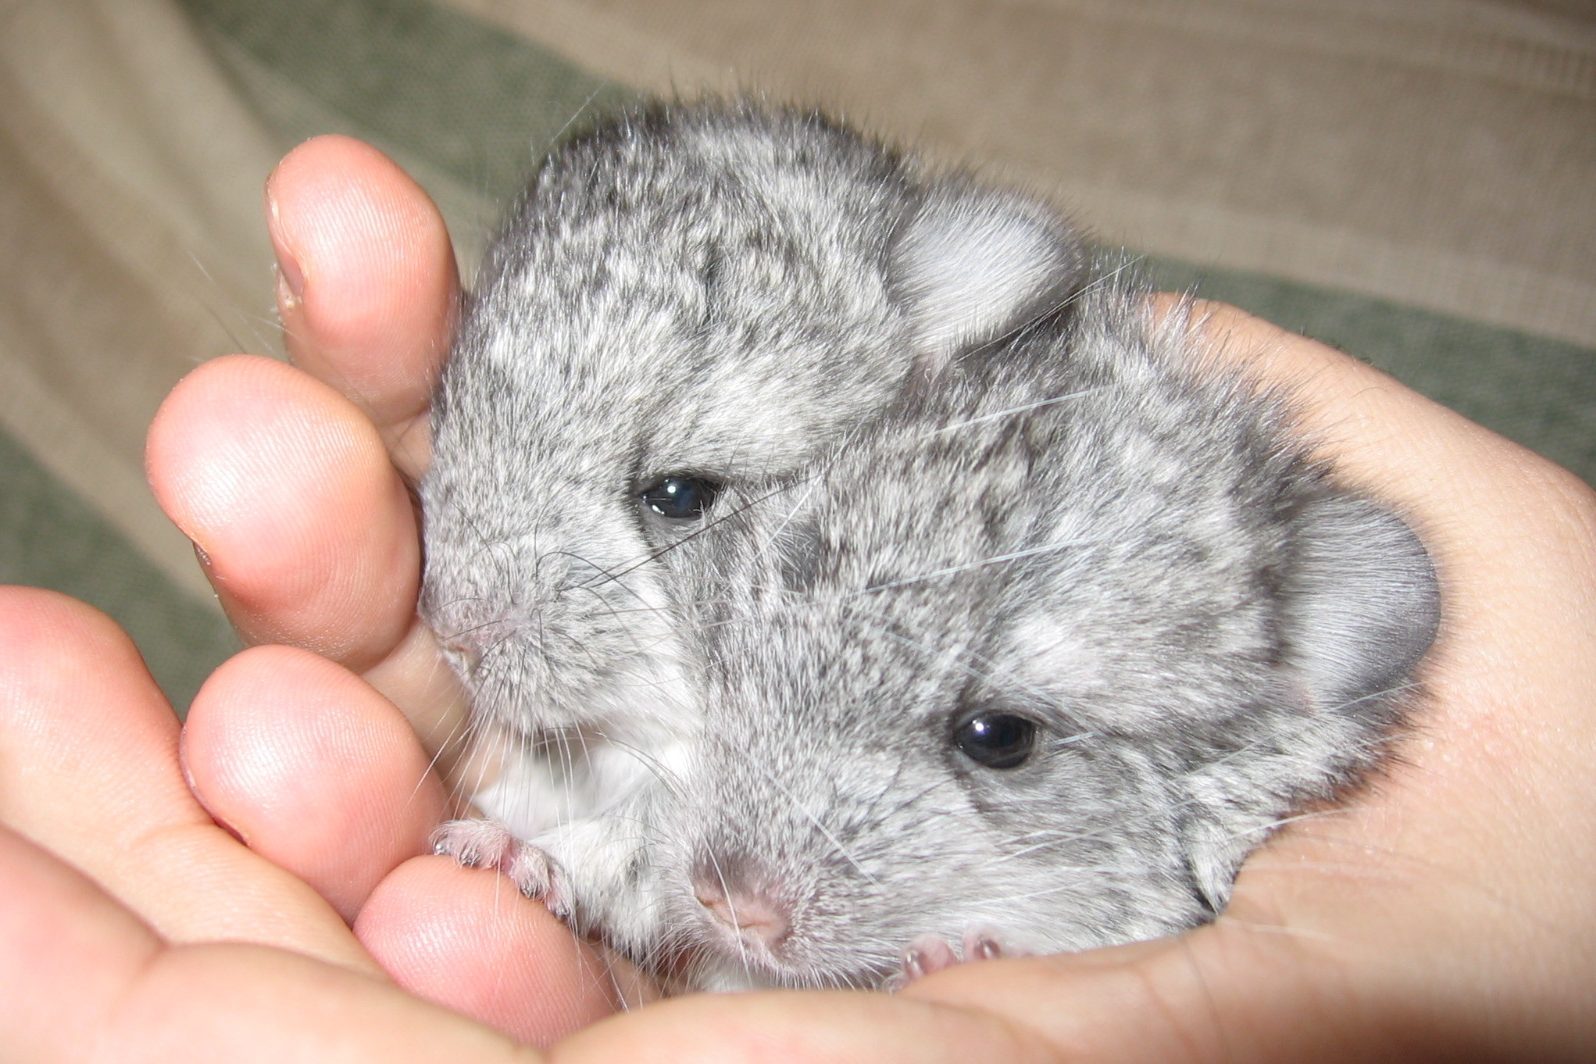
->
left=540, top=624, right=607, bottom=678
left=956, top=250, right=1145, bottom=362
left=414, top=98, right=1441, bottom=994
left=1218, top=809, right=1349, bottom=845
left=458, top=532, right=511, bottom=570
left=434, top=614, right=514, bottom=648
left=1330, top=679, right=1424, bottom=715
left=981, top=869, right=1162, bottom=904
left=627, top=481, right=808, bottom=575
left=584, top=602, right=677, bottom=617
left=589, top=733, right=690, bottom=800
left=583, top=486, right=792, bottom=591
left=443, top=725, right=497, bottom=815
left=856, top=539, right=1091, bottom=595
left=857, top=754, right=918, bottom=823
left=546, top=549, right=656, bottom=611
left=411, top=708, right=475, bottom=811
left=980, top=836, right=1084, bottom=867
left=752, top=419, right=889, bottom=553
left=558, top=728, right=585, bottom=811
left=561, top=583, right=673, bottom=651
left=1065, top=251, right=1144, bottom=303
left=705, top=849, right=757, bottom=982
left=434, top=705, right=493, bottom=803
left=921, top=386, right=1103, bottom=439
left=746, top=757, right=880, bottom=888
left=874, top=772, right=964, bottom=824
left=540, top=85, right=607, bottom=162
left=592, top=812, right=676, bottom=854
left=184, top=248, right=281, bottom=356
left=1176, top=683, right=1416, bottom=785
left=754, top=474, right=826, bottom=561
left=457, top=507, right=497, bottom=553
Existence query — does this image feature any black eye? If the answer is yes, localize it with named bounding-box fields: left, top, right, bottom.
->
left=952, top=712, right=1037, bottom=769
left=639, top=475, right=721, bottom=521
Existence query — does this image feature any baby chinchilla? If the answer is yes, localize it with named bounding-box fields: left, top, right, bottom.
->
left=420, top=99, right=1085, bottom=890
left=591, top=276, right=1440, bottom=992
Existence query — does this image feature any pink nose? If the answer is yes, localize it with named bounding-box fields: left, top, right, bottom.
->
left=695, top=878, right=792, bottom=951
left=439, top=634, right=483, bottom=673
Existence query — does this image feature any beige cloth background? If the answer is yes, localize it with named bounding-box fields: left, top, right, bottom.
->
left=460, top=0, right=1596, bottom=344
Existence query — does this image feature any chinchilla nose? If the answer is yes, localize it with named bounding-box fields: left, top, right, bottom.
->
left=438, top=633, right=482, bottom=672
left=436, top=617, right=520, bottom=676
left=693, top=856, right=792, bottom=952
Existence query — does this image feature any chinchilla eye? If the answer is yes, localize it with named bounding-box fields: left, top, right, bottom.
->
left=952, top=711, right=1037, bottom=769
left=640, top=475, right=721, bottom=521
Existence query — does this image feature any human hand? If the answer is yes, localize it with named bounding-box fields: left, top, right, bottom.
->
left=138, top=135, right=652, bottom=1042
left=0, top=586, right=640, bottom=1059
left=9, top=302, right=1593, bottom=1057
left=887, top=300, right=1596, bottom=1058
left=31, top=135, right=1591, bottom=1057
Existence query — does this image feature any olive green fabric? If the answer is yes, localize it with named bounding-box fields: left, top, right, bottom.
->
left=1, top=0, right=1592, bottom=711
left=0, top=431, right=238, bottom=712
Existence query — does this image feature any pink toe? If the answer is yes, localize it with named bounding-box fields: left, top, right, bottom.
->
left=901, top=934, right=960, bottom=983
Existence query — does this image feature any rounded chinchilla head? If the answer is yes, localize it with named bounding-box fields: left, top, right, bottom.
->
left=629, top=287, right=1439, bottom=990
left=419, top=98, right=1085, bottom=741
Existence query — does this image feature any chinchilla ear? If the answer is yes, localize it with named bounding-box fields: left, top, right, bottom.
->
left=887, top=183, right=1084, bottom=365
left=1281, top=490, right=1441, bottom=716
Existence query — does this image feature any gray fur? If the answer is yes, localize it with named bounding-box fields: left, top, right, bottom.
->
left=419, top=99, right=1439, bottom=993
left=419, top=101, right=1084, bottom=868
left=598, top=282, right=1438, bottom=991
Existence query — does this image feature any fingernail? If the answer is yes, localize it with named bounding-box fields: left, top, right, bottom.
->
left=274, top=263, right=300, bottom=314
left=264, top=181, right=305, bottom=302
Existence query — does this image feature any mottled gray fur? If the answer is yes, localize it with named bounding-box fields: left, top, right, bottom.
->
left=420, top=101, right=1082, bottom=879
left=629, top=284, right=1438, bottom=990
left=419, top=99, right=1439, bottom=993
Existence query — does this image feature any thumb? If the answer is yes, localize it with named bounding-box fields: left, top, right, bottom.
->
left=903, top=921, right=1356, bottom=1062
left=897, top=902, right=1575, bottom=1062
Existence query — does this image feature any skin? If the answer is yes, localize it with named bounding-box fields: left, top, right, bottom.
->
left=0, top=135, right=1593, bottom=1059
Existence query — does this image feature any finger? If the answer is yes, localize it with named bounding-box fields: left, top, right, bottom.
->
left=145, top=354, right=472, bottom=770
left=0, top=823, right=164, bottom=1061
left=183, top=641, right=658, bottom=1041
left=904, top=916, right=1593, bottom=1061
left=146, top=355, right=417, bottom=664
left=0, top=587, right=192, bottom=859
left=266, top=135, right=459, bottom=479
left=0, top=825, right=525, bottom=1063
left=182, top=646, right=449, bottom=923
left=1, top=806, right=1048, bottom=1064
left=0, top=588, right=371, bottom=966
left=355, top=857, right=654, bottom=1046
left=902, top=930, right=1358, bottom=1062
left=551, top=984, right=1056, bottom=1063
